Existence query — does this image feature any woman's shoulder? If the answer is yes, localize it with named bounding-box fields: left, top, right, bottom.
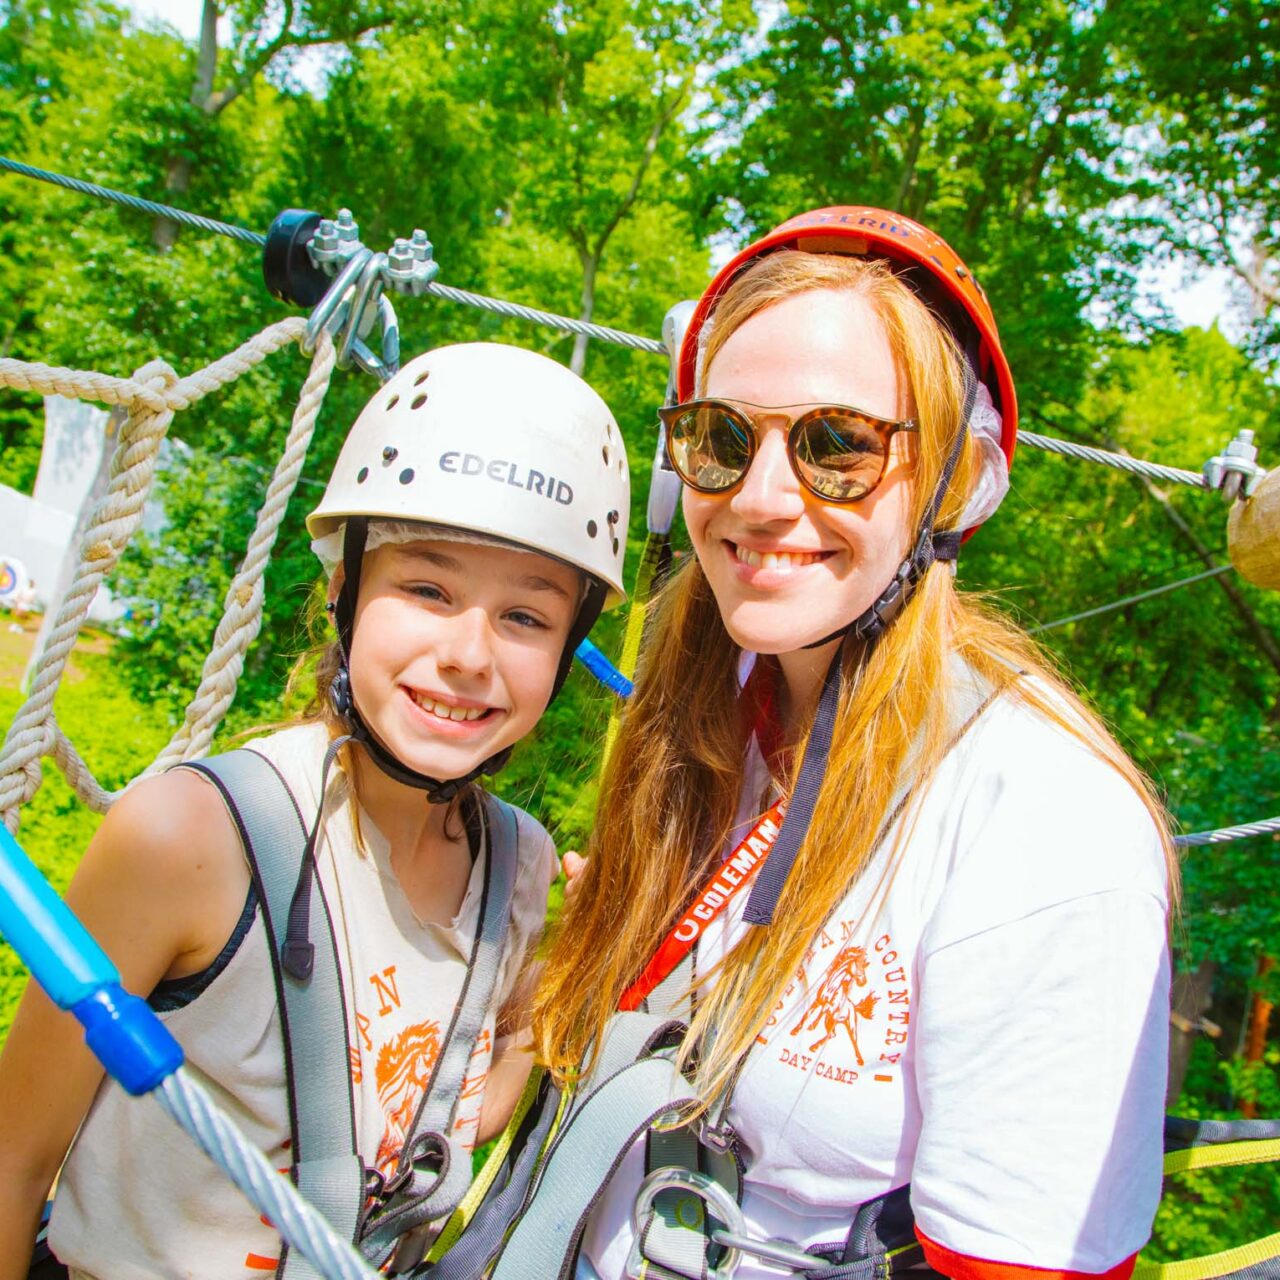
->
left=918, top=677, right=1169, bottom=932
left=961, top=679, right=1150, bottom=813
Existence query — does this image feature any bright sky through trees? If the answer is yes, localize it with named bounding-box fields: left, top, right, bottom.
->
left=118, top=0, right=1237, bottom=334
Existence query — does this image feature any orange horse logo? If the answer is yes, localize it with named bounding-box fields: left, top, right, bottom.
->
left=790, top=945, right=878, bottom=1064
left=372, top=1021, right=442, bottom=1177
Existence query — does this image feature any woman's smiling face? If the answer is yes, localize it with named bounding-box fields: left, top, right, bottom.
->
left=684, top=288, right=917, bottom=656
left=340, top=537, right=580, bottom=781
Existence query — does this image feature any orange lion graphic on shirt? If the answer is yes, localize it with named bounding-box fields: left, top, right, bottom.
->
left=373, top=1021, right=442, bottom=1178
left=790, top=944, right=878, bottom=1063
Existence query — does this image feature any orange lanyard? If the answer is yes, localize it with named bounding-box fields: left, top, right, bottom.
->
left=619, top=798, right=787, bottom=1012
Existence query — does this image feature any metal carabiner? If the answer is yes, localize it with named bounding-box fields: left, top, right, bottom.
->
left=302, top=246, right=372, bottom=356
left=336, top=250, right=388, bottom=371
left=348, top=294, right=400, bottom=383
left=627, top=1167, right=746, bottom=1280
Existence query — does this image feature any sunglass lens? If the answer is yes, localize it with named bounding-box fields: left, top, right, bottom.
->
left=667, top=404, right=752, bottom=492
left=794, top=412, right=886, bottom=501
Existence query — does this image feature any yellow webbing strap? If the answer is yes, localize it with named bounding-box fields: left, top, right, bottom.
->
left=424, top=1066, right=566, bottom=1264
left=1163, top=1137, right=1280, bottom=1175
left=1127, top=1137, right=1280, bottom=1280
left=602, top=531, right=667, bottom=764
left=1131, top=1231, right=1280, bottom=1280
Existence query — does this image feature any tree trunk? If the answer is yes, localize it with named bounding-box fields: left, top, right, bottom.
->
left=1241, top=954, right=1275, bottom=1119
left=152, top=0, right=218, bottom=250
left=1167, top=956, right=1216, bottom=1106
left=571, top=248, right=598, bottom=377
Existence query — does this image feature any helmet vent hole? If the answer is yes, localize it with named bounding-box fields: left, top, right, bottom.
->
left=382, top=446, right=398, bottom=463
left=602, top=445, right=609, bottom=466
left=612, top=537, right=620, bottom=556
left=386, top=395, right=400, bottom=411
left=356, top=467, right=369, bottom=484
left=415, top=371, right=430, bottom=386
left=399, top=468, right=415, bottom=485
left=586, top=520, right=598, bottom=538
left=411, top=394, right=428, bottom=410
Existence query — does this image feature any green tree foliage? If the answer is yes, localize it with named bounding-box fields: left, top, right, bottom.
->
left=1, top=0, right=1278, bottom=1255
left=1111, top=0, right=1280, bottom=364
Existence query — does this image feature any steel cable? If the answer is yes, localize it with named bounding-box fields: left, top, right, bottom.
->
left=1175, top=816, right=1280, bottom=847
left=1020, top=430, right=1208, bottom=490
left=157, top=1070, right=378, bottom=1280
left=3, top=161, right=1275, bottom=851
left=0, top=154, right=1246, bottom=486
left=1030, top=565, right=1235, bottom=633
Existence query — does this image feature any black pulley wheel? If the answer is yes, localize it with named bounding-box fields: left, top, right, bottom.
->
left=262, top=208, right=328, bottom=307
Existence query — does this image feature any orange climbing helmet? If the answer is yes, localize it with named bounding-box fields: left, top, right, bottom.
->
left=677, top=206, right=1018, bottom=468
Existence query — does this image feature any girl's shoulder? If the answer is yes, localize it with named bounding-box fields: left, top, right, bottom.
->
left=101, top=766, right=244, bottom=885
left=485, top=795, right=558, bottom=881
left=77, top=766, right=252, bottom=976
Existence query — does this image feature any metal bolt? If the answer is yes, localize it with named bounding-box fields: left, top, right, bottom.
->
left=335, top=209, right=359, bottom=242
left=387, top=237, right=416, bottom=275
left=312, top=219, right=340, bottom=255
left=410, top=229, right=434, bottom=262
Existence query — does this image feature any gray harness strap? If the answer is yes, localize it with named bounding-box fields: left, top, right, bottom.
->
left=184, top=751, right=365, bottom=1280
left=488, top=1051, right=702, bottom=1280
left=419, top=1012, right=688, bottom=1280
left=363, top=794, right=521, bottom=1260
left=187, top=755, right=523, bottom=1274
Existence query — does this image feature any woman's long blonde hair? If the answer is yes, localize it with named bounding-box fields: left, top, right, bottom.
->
left=532, top=251, right=1177, bottom=1103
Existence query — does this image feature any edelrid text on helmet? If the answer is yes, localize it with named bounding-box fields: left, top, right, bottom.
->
left=308, top=341, right=631, bottom=604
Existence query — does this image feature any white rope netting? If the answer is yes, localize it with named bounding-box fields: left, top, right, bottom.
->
left=0, top=319, right=336, bottom=833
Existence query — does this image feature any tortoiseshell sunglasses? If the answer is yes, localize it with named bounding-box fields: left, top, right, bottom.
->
left=658, top=399, right=919, bottom=503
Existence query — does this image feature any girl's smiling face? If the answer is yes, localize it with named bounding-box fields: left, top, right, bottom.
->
left=339, top=538, right=581, bottom=781
left=684, top=288, right=917, bottom=656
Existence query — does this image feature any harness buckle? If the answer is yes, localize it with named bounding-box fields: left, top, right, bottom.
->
left=697, top=1115, right=737, bottom=1155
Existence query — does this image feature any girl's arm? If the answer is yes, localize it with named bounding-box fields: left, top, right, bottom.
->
left=477, top=958, right=542, bottom=1145
left=0, top=770, right=249, bottom=1277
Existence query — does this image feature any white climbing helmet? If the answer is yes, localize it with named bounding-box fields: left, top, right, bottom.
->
left=307, top=342, right=630, bottom=605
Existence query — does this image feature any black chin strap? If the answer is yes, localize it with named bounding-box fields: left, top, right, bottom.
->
left=329, top=516, right=607, bottom=803
left=746, top=365, right=979, bottom=925
left=330, top=515, right=514, bottom=804
left=802, top=363, right=976, bottom=651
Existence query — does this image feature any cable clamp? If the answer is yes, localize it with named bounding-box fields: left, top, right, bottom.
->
left=1203, top=429, right=1267, bottom=503
left=301, top=241, right=400, bottom=382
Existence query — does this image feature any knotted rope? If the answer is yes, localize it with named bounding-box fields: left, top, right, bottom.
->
left=0, top=318, right=335, bottom=833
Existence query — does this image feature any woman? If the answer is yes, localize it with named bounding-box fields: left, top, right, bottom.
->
left=533, top=208, right=1174, bottom=1279
left=0, top=342, right=629, bottom=1278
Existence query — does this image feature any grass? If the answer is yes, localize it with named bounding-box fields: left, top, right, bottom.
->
left=0, top=620, right=173, bottom=1036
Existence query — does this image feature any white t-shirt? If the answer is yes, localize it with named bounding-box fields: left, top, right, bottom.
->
left=51, top=722, right=558, bottom=1280
left=582, top=690, right=1170, bottom=1278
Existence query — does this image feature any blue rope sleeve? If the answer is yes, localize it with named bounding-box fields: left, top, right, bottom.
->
left=0, top=823, right=183, bottom=1094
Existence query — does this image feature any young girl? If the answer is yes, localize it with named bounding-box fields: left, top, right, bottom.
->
left=532, top=209, right=1174, bottom=1279
left=0, top=341, right=629, bottom=1279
